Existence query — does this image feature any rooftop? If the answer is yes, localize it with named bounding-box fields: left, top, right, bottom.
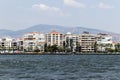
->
left=29, top=32, right=42, bottom=34
left=49, top=31, right=61, bottom=34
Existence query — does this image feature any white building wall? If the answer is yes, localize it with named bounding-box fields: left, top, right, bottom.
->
left=23, top=32, right=45, bottom=52
left=96, top=34, right=113, bottom=51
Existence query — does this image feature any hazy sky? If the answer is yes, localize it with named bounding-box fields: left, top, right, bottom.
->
left=0, top=0, right=120, bottom=33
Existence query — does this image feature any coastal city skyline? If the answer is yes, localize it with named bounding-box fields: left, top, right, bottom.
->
left=0, top=0, right=120, bottom=33
left=0, top=1, right=120, bottom=79
left=0, top=30, right=117, bottom=53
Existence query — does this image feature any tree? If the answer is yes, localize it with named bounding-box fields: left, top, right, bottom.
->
left=44, top=43, right=48, bottom=52
left=66, top=48, right=71, bottom=52
left=47, top=45, right=52, bottom=52
left=58, top=46, right=65, bottom=52
left=70, top=38, right=73, bottom=52
left=51, top=44, right=58, bottom=52
left=76, top=42, right=81, bottom=52
left=63, top=41, right=66, bottom=52
left=94, top=42, right=98, bottom=53
left=105, top=48, right=114, bottom=52
left=105, top=43, right=113, bottom=52
left=34, top=46, right=40, bottom=52
left=115, top=43, right=120, bottom=52
left=66, top=38, right=73, bottom=52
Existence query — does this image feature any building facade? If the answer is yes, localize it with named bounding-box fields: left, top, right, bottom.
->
left=64, top=32, right=79, bottom=52
left=0, top=37, right=17, bottom=53
left=0, top=30, right=115, bottom=53
left=79, top=32, right=96, bottom=52
left=46, top=31, right=64, bottom=46
left=96, top=33, right=113, bottom=51
left=17, top=38, right=24, bottom=51
left=23, top=32, right=45, bottom=52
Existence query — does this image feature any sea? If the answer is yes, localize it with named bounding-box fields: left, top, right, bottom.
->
left=0, top=54, right=120, bottom=80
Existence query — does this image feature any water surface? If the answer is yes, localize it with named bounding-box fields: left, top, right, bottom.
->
left=0, top=55, right=120, bottom=80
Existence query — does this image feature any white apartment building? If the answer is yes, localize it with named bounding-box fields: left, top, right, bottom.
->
left=79, top=32, right=96, bottom=52
left=0, top=36, right=17, bottom=53
left=64, top=32, right=79, bottom=52
left=46, top=31, right=64, bottom=46
left=96, top=33, right=113, bottom=51
left=23, top=32, right=45, bottom=52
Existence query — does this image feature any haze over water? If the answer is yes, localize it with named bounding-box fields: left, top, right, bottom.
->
left=0, top=55, right=120, bottom=80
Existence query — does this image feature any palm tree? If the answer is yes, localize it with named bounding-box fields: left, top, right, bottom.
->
left=76, top=42, right=81, bottom=52
left=44, top=43, right=48, bottom=52
left=70, top=38, right=73, bottom=52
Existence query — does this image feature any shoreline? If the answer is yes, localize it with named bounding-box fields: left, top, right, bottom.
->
left=0, top=52, right=120, bottom=55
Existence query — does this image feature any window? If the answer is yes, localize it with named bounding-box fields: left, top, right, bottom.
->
left=28, top=35, right=33, bottom=38
left=2, top=39, right=6, bottom=41
left=29, top=42, right=34, bottom=45
left=108, top=39, right=111, bottom=41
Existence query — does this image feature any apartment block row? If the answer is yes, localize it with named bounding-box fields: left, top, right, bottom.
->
left=0, top=31, right=113, bottom=53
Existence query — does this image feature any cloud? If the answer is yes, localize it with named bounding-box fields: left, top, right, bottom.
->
left=64, top=0, right=86, bottom=8
left=32, top=3, right=63, bottom=14
left=98, top=2, right=114, bottom=9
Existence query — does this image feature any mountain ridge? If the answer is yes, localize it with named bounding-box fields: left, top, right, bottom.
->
left=0, top=24, right=120, bottom=42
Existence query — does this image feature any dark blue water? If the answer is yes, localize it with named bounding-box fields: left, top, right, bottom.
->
left=0, top=55, right=120, bottom=80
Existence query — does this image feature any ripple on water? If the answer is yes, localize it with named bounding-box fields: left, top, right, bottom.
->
left=0, top=55, right=120, bottom=80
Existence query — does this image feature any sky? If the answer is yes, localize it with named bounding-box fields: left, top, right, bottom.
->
left=0, top=0, right=120, bottom=33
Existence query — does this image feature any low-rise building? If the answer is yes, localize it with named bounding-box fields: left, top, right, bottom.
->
left=0, top=36, right=17, bottom=53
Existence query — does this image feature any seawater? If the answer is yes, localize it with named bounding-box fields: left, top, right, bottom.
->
left=0, top=55, right=120, bottom=80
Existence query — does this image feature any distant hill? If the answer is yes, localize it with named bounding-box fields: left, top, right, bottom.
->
left=0, top=24, right=120, bottom=42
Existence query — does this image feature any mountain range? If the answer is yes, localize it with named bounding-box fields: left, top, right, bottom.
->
left=0, top=24, right=120, bottom=42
